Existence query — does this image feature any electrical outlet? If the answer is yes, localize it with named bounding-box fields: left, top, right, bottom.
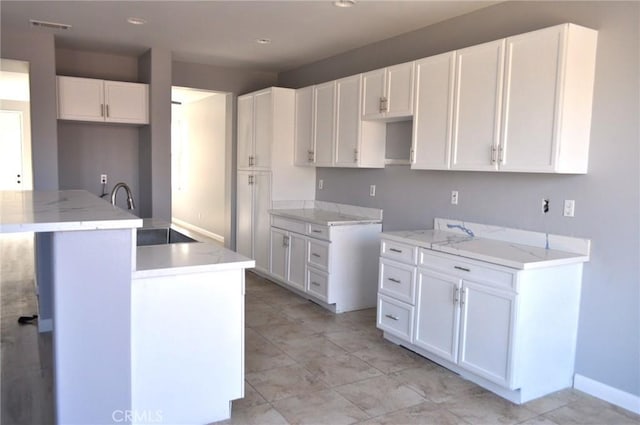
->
left=100, top=174, right=107, bottom=184
left=542, top=198, right=550, bottom=214
left=369, top=185, right=376, bottom=197
left=563, top=200, right=575, bottom=217
left=451, top=190, right=458, bottom=205
left=318, top=179, right=324, bottom=190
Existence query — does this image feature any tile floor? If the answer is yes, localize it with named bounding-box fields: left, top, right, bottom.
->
left=1, top=233, right=638, bottom=425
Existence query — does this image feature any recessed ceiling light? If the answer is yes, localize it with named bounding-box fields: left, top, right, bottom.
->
left=333, top=0, right=356, bottom=8
left=127, top=17, right=147, bottom=25
left=256, top=38, right=272, bottom=45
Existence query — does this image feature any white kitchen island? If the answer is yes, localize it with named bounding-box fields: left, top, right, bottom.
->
left=0, top=190, right=254, bottom=425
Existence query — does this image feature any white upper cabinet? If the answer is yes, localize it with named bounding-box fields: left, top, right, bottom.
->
left=237, top=95, right=254, bottom=170
left=294, top=86, right=315, bottom=166
left=411, top=52, right=456, bottom=170
left=500, top=24, right=597, bottom=173
left=451, top=39, right=505, bottom=171
left=362, top=61, right=414, bottom=120
left=237, top=89, right=273, bottom=170
left=313, top=81, right=336, bottom=167
left=57, top=76, right=149, bottom=124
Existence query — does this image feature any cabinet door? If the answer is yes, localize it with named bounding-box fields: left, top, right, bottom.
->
left=362, top=69, right=386, bottom=119
left=500, top=26, right=563, bottom=172
left=334, top=75, right=361, bottom=167
left=458, top=281, right=516, bottom=388
left=287, top=233, right=306, bottom=291
left=253, top=90, right=273, bottom=169
left=411, top=53, right=456, bottom=170
left=294, top=86, right=315, bottom=166
left=451, top=40, right=505, bottom=171
left=313, top=82, right=336, bottom=167
left=236, top=171, right=254, bottom=259
left=104, top=81, right=149, bottom=124
left=386, top=62, right=414, bottom=118
left=237, top=95, right=254, bottom=170
left=252, top=172, right=272, bottom=273
left=57, top=76, right=104, bottom=122
left=414, top=269, right=461, bottom=363
left=270, top=228, right=288, bottom=282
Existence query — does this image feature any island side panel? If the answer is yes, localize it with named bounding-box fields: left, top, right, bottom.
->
left=52, top=229, right=134, bottom=424
left=34, top=232, right=54, bottom=332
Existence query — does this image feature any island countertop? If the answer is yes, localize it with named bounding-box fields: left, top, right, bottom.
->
left=0, top=190, right=142, bottom=233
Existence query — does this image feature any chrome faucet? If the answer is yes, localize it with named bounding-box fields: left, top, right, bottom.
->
left=110, top=182, right=136, bottom=210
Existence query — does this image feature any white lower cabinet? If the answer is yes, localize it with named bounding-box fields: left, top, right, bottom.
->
left=269, top=215, right=381, bottom=312
left=378, top=236, right=584, bottom=404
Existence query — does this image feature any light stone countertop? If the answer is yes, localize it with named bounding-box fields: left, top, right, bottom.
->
left=0, top=190, right=142, bottom=233
left=382, top=229, right=589, bottom=270
left=269, top=208, right=382, bottom=226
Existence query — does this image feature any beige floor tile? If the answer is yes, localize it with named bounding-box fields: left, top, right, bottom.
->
left=517, top=416, right=561, bottom=425
left=358, top=401, right=467, bottom=425
left=216, top=402, right=290, bottom=425
left=351, top=341, right=424, bottom=374
left=334, top=375, right=425, bottom=417
left=523, top=388, right=582, bottom=415
left=245, top=335, right=297, bottom=373
left=543, top=395, right=640, bottom=424
left=299, top=314, right=364, bottom=334
left=278, top=334, right=347, bottom=362
left=232, top=382, right=268, bottom=410
left=281, top=302, right=333, bottom=320
left=339, top=308, right=377, bottom=327
left=440, top=389, right=538, bottom=425
left=325, top=329, right=385, bottom=353
left=246, top=364, right=329, bottom=402
left=246, top=305, right=298, bottom=328
left=253, top=322, right=320, bottom=344
left=302, top=353, right=383, bottom=387
left=273, top=389, right=369, bottom=425
left=390, top=365, right=481, bottom=404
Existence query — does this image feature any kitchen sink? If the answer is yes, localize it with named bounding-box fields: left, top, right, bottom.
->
left=136, top=228, right=198, bottom=246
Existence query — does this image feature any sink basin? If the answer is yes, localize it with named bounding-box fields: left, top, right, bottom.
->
left=137, top=228, right=197, bottom=246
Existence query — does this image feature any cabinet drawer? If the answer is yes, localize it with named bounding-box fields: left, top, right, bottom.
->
left=307, top=223, right=330, bottom=240
left=307, top=268, right=329, bottom=302
left=377, top=295, right=414, bottom=341
left=272, top=216, right=306, bottom=234
left=380, top=239, right=418, bottom=264
left=308, top=239, right=330, bottom=271
left=419, top=249, right=515, bottom=291
left=379, top=258, right=416, bottom=305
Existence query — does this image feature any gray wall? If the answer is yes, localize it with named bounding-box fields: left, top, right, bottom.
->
left=278, top=1, right=640, bottom=397
left=1, top=30, right=58, bottom=190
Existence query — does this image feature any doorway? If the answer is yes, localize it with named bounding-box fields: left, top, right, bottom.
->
left=171, top=87, right=232, bottom=246
left=0, top=59, right=32, bottom=191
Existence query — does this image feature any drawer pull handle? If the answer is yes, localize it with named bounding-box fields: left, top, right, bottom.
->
left=388, top=278, right=401, bottom=284
left=385, top=314, right=399, bottom=321
left=311, top=281, right=321, bottom=286
left=311, top=253, right=321, bottom=258
left=454, top=266, right=470, bottom=272
left=389, top=248, right=403, bottom=253
left=312, top=230, right=322, bottom=233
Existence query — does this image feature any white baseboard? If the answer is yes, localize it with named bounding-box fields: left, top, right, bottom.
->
left=171, top=218, right=224, bottom=244
left=38, top=318, right=52, bottom=333
left=574, top=374, right=640, bottom=414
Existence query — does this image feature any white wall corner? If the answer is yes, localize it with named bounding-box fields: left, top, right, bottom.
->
left=574, top=374, right=640, bottom=415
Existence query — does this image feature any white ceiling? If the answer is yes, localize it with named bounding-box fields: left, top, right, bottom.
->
left=1, top=1, right=498, bottom=72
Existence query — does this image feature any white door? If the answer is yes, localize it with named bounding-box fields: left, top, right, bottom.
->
left=500, top=25, right=563, bottom=172
left=414, top=269, right=461, bottom=363
left=56, top=76, right=104, bottom=122
left=0, top=110, right=25, bottom=190
left=253, top=90, right=272, bottom=170
left=313, top=82, right=335, bottom=167
left=287, top=232, right=306, bottom=291
left=236, top=171, right=254, bottom=259
left=458, top=281, right=516, bottom=388
left=362, top=69, right=386, bottom=119
left=412, top=52, right=456, bottom=170
left=294, top=86, right=314, bottom=166
left=237, top=95, right=254, bottom=169
left=334, top=75, right=361, bottom=167
left=252, top=172, right=272, bottom=273
left=386, top=62, right=414, bottom=118
left=269, top=228, right=288, bottom=282
left=451, top=40, right=505, bottom=171
left=104, top=81, right=148, bottom=124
